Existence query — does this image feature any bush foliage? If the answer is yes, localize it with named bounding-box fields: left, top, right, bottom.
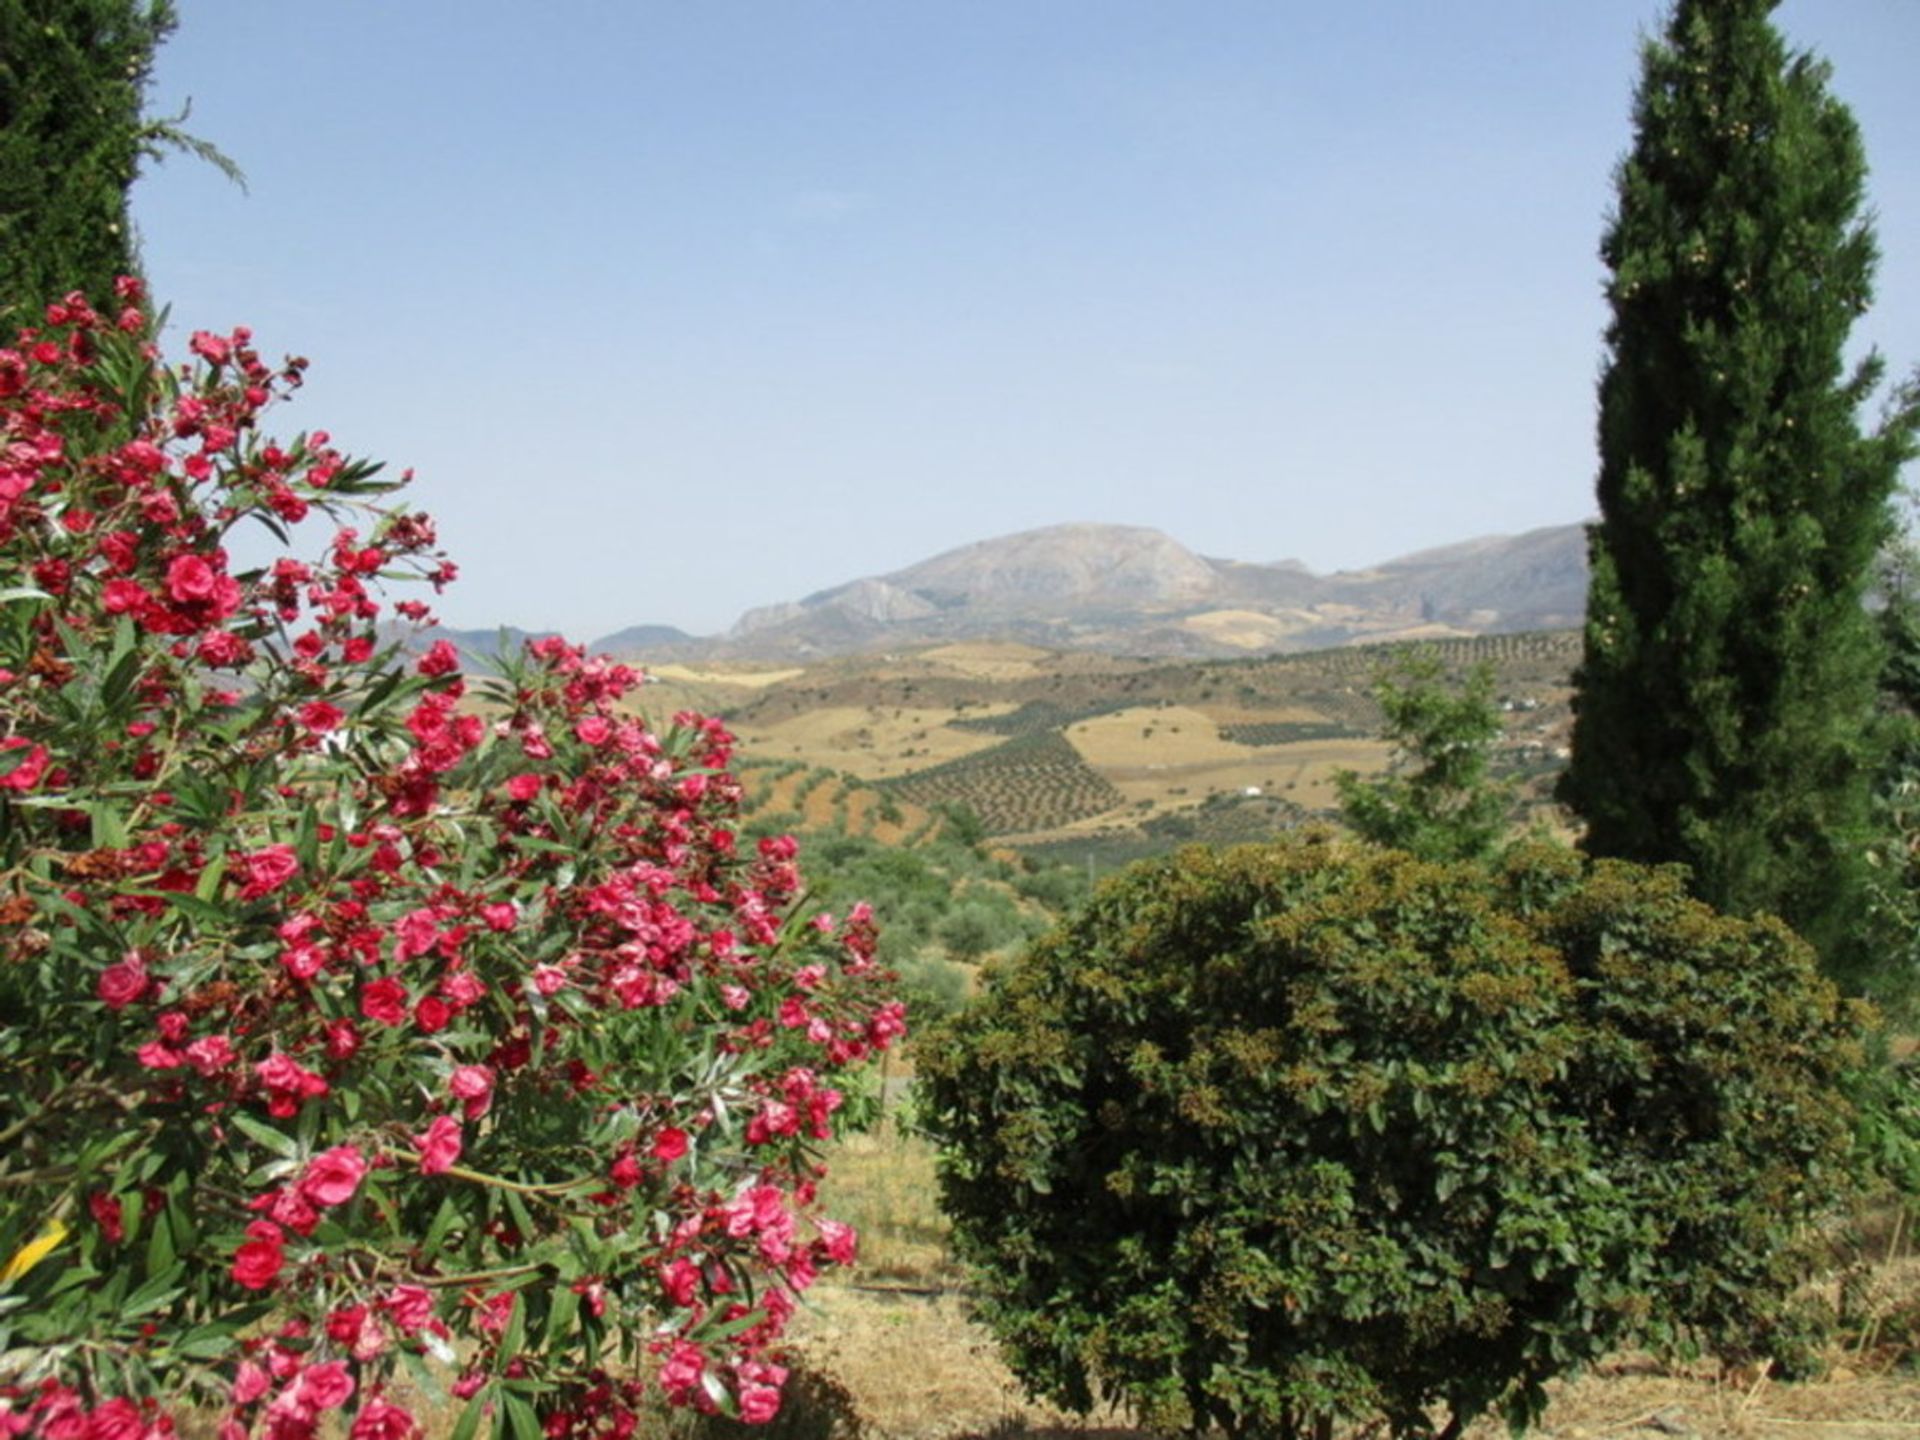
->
left=918, top=837, right=1864, bottom=1440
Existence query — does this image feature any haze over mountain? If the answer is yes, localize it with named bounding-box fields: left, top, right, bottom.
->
left=579, top=521, right=1591, bottom=661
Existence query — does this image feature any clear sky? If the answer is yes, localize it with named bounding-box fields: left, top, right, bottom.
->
left=132, top=2, right=1920, bottom=641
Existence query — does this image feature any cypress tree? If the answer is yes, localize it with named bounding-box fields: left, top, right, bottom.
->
left=1560, top=0, right=1920, bottom=982
left=0, top=0, right=177, bottom=321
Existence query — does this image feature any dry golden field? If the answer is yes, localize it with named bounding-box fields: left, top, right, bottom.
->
left=730, top=704, right=1019, bottom=780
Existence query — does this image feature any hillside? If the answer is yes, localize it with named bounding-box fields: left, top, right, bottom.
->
left=584, top=520, right=1591, bottom=662
left=632, top=632, right=1582, bottom=861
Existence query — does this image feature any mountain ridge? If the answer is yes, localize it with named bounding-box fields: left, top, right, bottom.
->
left=416, top=521, right=1593, bottom=667
left=591, top=520, right=1591, bottom=661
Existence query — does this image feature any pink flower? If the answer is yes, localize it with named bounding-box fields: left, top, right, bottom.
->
left=165, top=553, right=219, bottom=604
left=250, top=1185, right=319, bottom=1237
left=349, top=1398, right=419, bottom=1440
left=414, top=1115, right=462, bottom=1175
left=298, top=1145, right=368, bottom=1208
left=325, top=1019, right=362, bottom=1060
left=471, top=1291, right=516, bottom=1337
left=660, top=1257, right=700, bottom=1308
left=255, top=1053, right=329, bottom=1117
left=67, top=1397, right=145, bottom=1440
left=231, top=1221, right=285, bottom=1291
left=574, top=716, right=612, bottom=746
left=815, top=1218, right=857, bottom=1266
left=89, top=1192, right=125, bottom=1244
left=0, top=738, right=48, bottom=793
left=185, top=1034, right=236, bottom=1076
left=382, top=1284, right=436, bottom=1334
left=439, top=970, right=485, bottom=1011
left=360, top=977, right=408, bottom=1026
left=298, top=701, right=344, bottom=735
left=739, top=1378, right=784, bottom=1425
left=189, top=330, right=232, bottom=366
left=295, top=1360, right=355, bottom=1411
left=449, top=1065, right=494, bottom=1118
left=96, top=952, right=149, bottom=1010
left=102, top=578, right=150, bottom=613
left=327, top=1304, right=371, bottom=1347
left=651, top=1127, right=689, bottom=1162
left=231, top=1358, right=272, bottom=1404
left=391, top=907, right=441, bottom=962
left=236, top=844, right=300, bottom=901
left=417, top=640, right=460, bottom=677
left=659, top=1340, right=705, bottom=1399
left=504, top=773, right=541, bottom=803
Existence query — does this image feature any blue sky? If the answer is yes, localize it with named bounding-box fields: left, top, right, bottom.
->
left=133, top=2, right=1920, bottom=640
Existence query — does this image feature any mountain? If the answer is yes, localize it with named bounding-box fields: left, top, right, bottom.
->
left=591, top=623, right=697, bottom=653
left=587, top=521, right=1587, bottom=660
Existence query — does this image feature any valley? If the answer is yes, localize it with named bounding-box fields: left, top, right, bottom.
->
left=634, top=630, right=1582, bottom=857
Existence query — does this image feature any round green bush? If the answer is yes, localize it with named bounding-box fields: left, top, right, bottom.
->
left=917, top=837, right=1865, bottom=1440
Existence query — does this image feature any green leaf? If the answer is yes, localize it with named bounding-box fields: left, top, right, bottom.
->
left=501, top=1390, right=543, bottom=1440
left=228, top=1110, right=299, bottom=1159
left=424, top=1197, right=462, bottom=1252
left=503, top=1188, right=535, bottom=1244
left=121, top=1269, right=184, bottom=1319
left=448, top=1385, right=492, bottom=1440
left=170, top=1324, right=238, bottom=1360
left=544, top=1283, right=579, bottom=1348
left=145, top=1200, right=176, bottom=1276
left=491, top=1293, right=526, bottom=1374
left=87, top=802, right=130, bottom=850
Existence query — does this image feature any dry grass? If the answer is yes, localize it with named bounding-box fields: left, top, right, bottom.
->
left=1175, top=609, right=1300, bottom=650
left=1063, top=706, right=1263, bottom=767
left=916, top=643, right=1056, bottom=681
left=777, top=1291, right=1920, bottom=1440
left=1044, top=707, right=1391, bottom=818
left=731, top=705, right=1015, bottom=780
left=647, top=664, right=811, bottom=689
left=820, top=1116, right=960, bottom=1287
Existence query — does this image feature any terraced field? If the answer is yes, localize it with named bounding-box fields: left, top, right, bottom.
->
left=1218, top=720, right=1366, bottom=745
left=882, top=731, right=1127, bottom=836
left=710, top=630, right=1580, bottom=848
left=734, top=758, right=930, bottom=845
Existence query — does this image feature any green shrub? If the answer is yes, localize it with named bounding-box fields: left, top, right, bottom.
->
left=918, top=838, right=1864, bottom=1440
left=895, top=951, right=971, bottom=1023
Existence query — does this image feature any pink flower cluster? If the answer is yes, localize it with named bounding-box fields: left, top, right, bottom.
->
left=0, top=290, right=904, bottom=1438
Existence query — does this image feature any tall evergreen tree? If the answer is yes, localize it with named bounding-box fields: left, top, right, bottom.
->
left=0, top=0, right=229, bottom=322
left=1560, top=0, right=1920, bottom=981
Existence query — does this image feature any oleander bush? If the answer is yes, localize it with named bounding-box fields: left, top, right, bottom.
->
left=0, top=287, right=903, bottom=1438
left=918, top=836, right=1865, bottom=1440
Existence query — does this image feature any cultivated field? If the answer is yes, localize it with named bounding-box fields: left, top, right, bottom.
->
left=680, top=631, right=1580, bottom=852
